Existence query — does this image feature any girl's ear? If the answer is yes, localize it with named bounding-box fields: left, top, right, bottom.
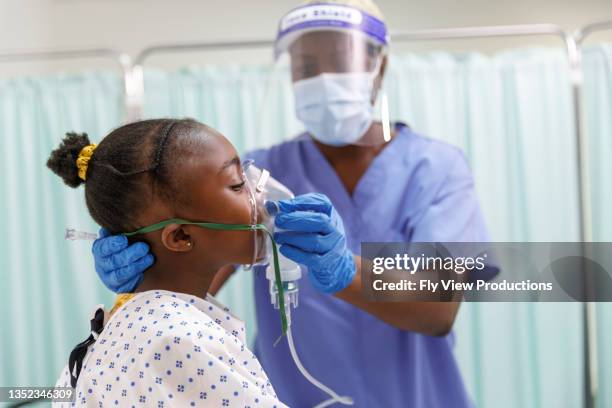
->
left=161, top=224, right=193, bottom=252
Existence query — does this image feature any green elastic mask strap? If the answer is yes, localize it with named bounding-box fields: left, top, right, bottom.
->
left=123, top=218, right=288, bottom=336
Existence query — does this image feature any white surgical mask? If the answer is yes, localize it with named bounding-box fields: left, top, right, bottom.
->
left=292, top=71, right=376, bottom=146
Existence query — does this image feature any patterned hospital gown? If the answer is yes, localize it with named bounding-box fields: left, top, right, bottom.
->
left=53, top=290, right=287, bottom=407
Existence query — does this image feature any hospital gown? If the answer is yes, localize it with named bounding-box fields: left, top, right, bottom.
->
left=53, top=290, right=287, bottom=407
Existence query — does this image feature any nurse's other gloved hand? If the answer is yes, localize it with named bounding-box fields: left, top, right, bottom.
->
left=272, top=193, right=356, bottom=294
left=92, top=228, right=154, bottom=293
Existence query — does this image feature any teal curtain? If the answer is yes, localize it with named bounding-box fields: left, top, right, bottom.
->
left=383, top=49, right=585, bottom=408
left=0, top=72, right=123, bottom=389
left=583, top=44, right=612, bottom=408
left=0, top=45, right=610, bottom=407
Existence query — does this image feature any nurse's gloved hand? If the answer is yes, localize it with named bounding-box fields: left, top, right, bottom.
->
left=272, top=193, right=356, bottom=294
left=92, top=228, right=154, bottom=293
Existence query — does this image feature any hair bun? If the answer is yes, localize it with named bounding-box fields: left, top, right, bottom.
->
left=47, top=132, right=92, bottom=188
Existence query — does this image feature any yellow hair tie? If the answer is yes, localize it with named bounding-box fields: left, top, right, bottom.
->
left=76, top=144, right=97, bottom=181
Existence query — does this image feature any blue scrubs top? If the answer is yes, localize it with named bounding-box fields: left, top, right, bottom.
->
left=244, top=124, right=491, bottom=408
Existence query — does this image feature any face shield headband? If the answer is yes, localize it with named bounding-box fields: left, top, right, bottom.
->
left=274, top=2, right=389, bottom=59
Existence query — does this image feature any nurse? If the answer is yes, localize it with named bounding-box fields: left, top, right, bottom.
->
left=93, top=0, right=493, bottom=406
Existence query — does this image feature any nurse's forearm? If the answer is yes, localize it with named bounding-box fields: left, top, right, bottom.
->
left=335, top=255, right=462, bottom=336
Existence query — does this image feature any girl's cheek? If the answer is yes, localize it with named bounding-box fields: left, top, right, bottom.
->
left=223, top=192, right=255, bottom=225
left=241, top=188, right=257, bottom=223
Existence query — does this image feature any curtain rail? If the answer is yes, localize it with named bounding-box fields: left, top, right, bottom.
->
left=2, top=22, right=609, bottom=69
left=0, top=47, right=135, bottom=123
left=391, top=23, right=566, bottom=41
left=131, top=24, right=566, bottom=66
left=134, top=39, right=273, bottom=66
left=0, top=47, right=122, bottom=63
left=575, top=20, right=612, bottom=44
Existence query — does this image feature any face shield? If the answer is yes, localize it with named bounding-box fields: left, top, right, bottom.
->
left=260, top=2, right=391, bottom=147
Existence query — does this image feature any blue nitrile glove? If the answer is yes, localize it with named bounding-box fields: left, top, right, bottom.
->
left=272, top=193, right=356, bottom=294
left=92, top=228, right=154, bottom=293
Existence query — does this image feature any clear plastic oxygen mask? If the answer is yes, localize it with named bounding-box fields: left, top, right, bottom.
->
left=243, top=160, right=302, bottom=315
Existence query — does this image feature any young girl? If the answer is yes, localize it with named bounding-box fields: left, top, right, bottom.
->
left=48, top=118, right=288, bottom=407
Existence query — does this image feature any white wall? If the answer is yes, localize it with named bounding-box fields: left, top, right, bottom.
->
left=1, top=0, right=611, bottom=75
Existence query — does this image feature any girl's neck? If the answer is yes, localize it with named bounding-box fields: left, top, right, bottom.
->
left=132, top=257, right=217, bottom=299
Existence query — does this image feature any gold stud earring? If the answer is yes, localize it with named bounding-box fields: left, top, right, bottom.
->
left=187, top=241, right=192, bottom=247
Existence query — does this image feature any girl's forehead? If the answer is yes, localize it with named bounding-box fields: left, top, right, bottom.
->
left=178, top=134, right=239, bottom=181
left=183, top=131, right=236, bottom=161
left=206, top=134, right=239, bottom=167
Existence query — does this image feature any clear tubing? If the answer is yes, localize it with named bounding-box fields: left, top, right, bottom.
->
left=65, top=228, right=98, bottom=241
left=285, top=306, right=354, bottom=408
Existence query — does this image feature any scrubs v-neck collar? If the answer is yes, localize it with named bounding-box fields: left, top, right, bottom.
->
left=300, top=123, right=409, bottom=215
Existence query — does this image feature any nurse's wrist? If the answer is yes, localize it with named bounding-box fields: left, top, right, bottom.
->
left=334, top=252, right=357, bottom=293
left=329, top=252, right=357, bottom=294
left=308, top=251, right=357, bottom=294
left=334, top=254, right=360, bottom=298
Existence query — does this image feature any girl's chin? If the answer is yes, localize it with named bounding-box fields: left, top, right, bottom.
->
left=236, top=233, right=269, bottom=266
left=237, top=250, right=267, bottom=266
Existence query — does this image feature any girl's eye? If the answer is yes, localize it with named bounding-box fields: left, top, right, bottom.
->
left=230, top=181, right=246, bottom=192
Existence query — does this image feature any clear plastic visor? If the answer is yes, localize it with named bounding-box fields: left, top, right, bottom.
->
left=264, top=29, right=392, bottom=147
left=280, top=29, right=383, bottom=80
